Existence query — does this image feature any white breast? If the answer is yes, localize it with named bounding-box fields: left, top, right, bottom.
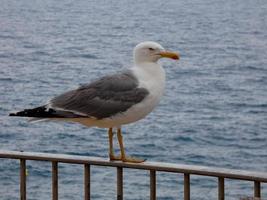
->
left=133, top=62, right=166, bottom=111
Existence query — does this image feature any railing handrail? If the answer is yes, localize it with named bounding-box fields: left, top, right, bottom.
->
left=0, top=150, right=266, bottom=183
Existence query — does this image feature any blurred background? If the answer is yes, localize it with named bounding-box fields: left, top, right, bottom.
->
left=0, top=0, right=266, bottom=199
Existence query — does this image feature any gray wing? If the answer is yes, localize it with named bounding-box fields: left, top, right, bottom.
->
left=50, top=70, right=149, bottom=119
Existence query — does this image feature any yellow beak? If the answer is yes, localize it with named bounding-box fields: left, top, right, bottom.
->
left=159, top=51, right=180, bottom=60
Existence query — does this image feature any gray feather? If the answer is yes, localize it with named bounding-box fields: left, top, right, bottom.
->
left=50, top=70, right=149, bottom=119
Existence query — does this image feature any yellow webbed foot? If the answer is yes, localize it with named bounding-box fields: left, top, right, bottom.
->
left=121, top=155, right=146, bottom=163
left=109, top=154, right=121, bottom=161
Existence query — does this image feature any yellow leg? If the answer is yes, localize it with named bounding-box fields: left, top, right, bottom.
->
left=108, top=128, right=120, bottom=161
left=117, top=128, right=145, bottom=163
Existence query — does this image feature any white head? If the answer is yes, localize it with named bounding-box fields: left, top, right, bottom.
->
left=133, top=41, right=179, bottom=64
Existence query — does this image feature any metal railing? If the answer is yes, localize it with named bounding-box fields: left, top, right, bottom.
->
left=0, top=150, right=266, bottom=200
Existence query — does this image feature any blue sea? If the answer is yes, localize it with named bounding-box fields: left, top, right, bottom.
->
left=0, top=0, right=267, bottom=199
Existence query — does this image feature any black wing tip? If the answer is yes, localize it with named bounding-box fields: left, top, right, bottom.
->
left=9, top=106, right=47, bottom=117
left=9, top=110, right=29, bottom=117
left=9, top=106, right=85, bottom=118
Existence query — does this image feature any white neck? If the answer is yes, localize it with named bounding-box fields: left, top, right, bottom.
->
left=132, top=62, right=166, bottom=93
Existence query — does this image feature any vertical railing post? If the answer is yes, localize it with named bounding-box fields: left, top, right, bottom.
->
left=84, top=164, right=90, bottom=200
left=20, top=159, right=26, bottom=200
left=150, top=170, right=156, bottom=200
left=52, top=161, right=58, bottom=200
left=254, top=181, right=261, bottom=198
left=117, top=167, right=123, bottom=200
left=184, top=173, right=190, bottom=200
left=218, top=177, right=224, bottom=200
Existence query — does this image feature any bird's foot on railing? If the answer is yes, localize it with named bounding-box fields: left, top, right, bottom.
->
left=121, top=156, right=146, bottom=163
left=110, top=154, right=146, bottom=163
left=109, top=154, right=121, bottom=161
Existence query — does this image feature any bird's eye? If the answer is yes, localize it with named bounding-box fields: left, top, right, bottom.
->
left=148, top=48, right=155, bottom=51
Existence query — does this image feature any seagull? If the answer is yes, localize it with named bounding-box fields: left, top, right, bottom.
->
left=9, top=41, right=180, bottom=163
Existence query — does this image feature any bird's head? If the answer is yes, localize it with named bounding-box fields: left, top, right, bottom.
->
left=133, top=41, right=180, bottom=64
